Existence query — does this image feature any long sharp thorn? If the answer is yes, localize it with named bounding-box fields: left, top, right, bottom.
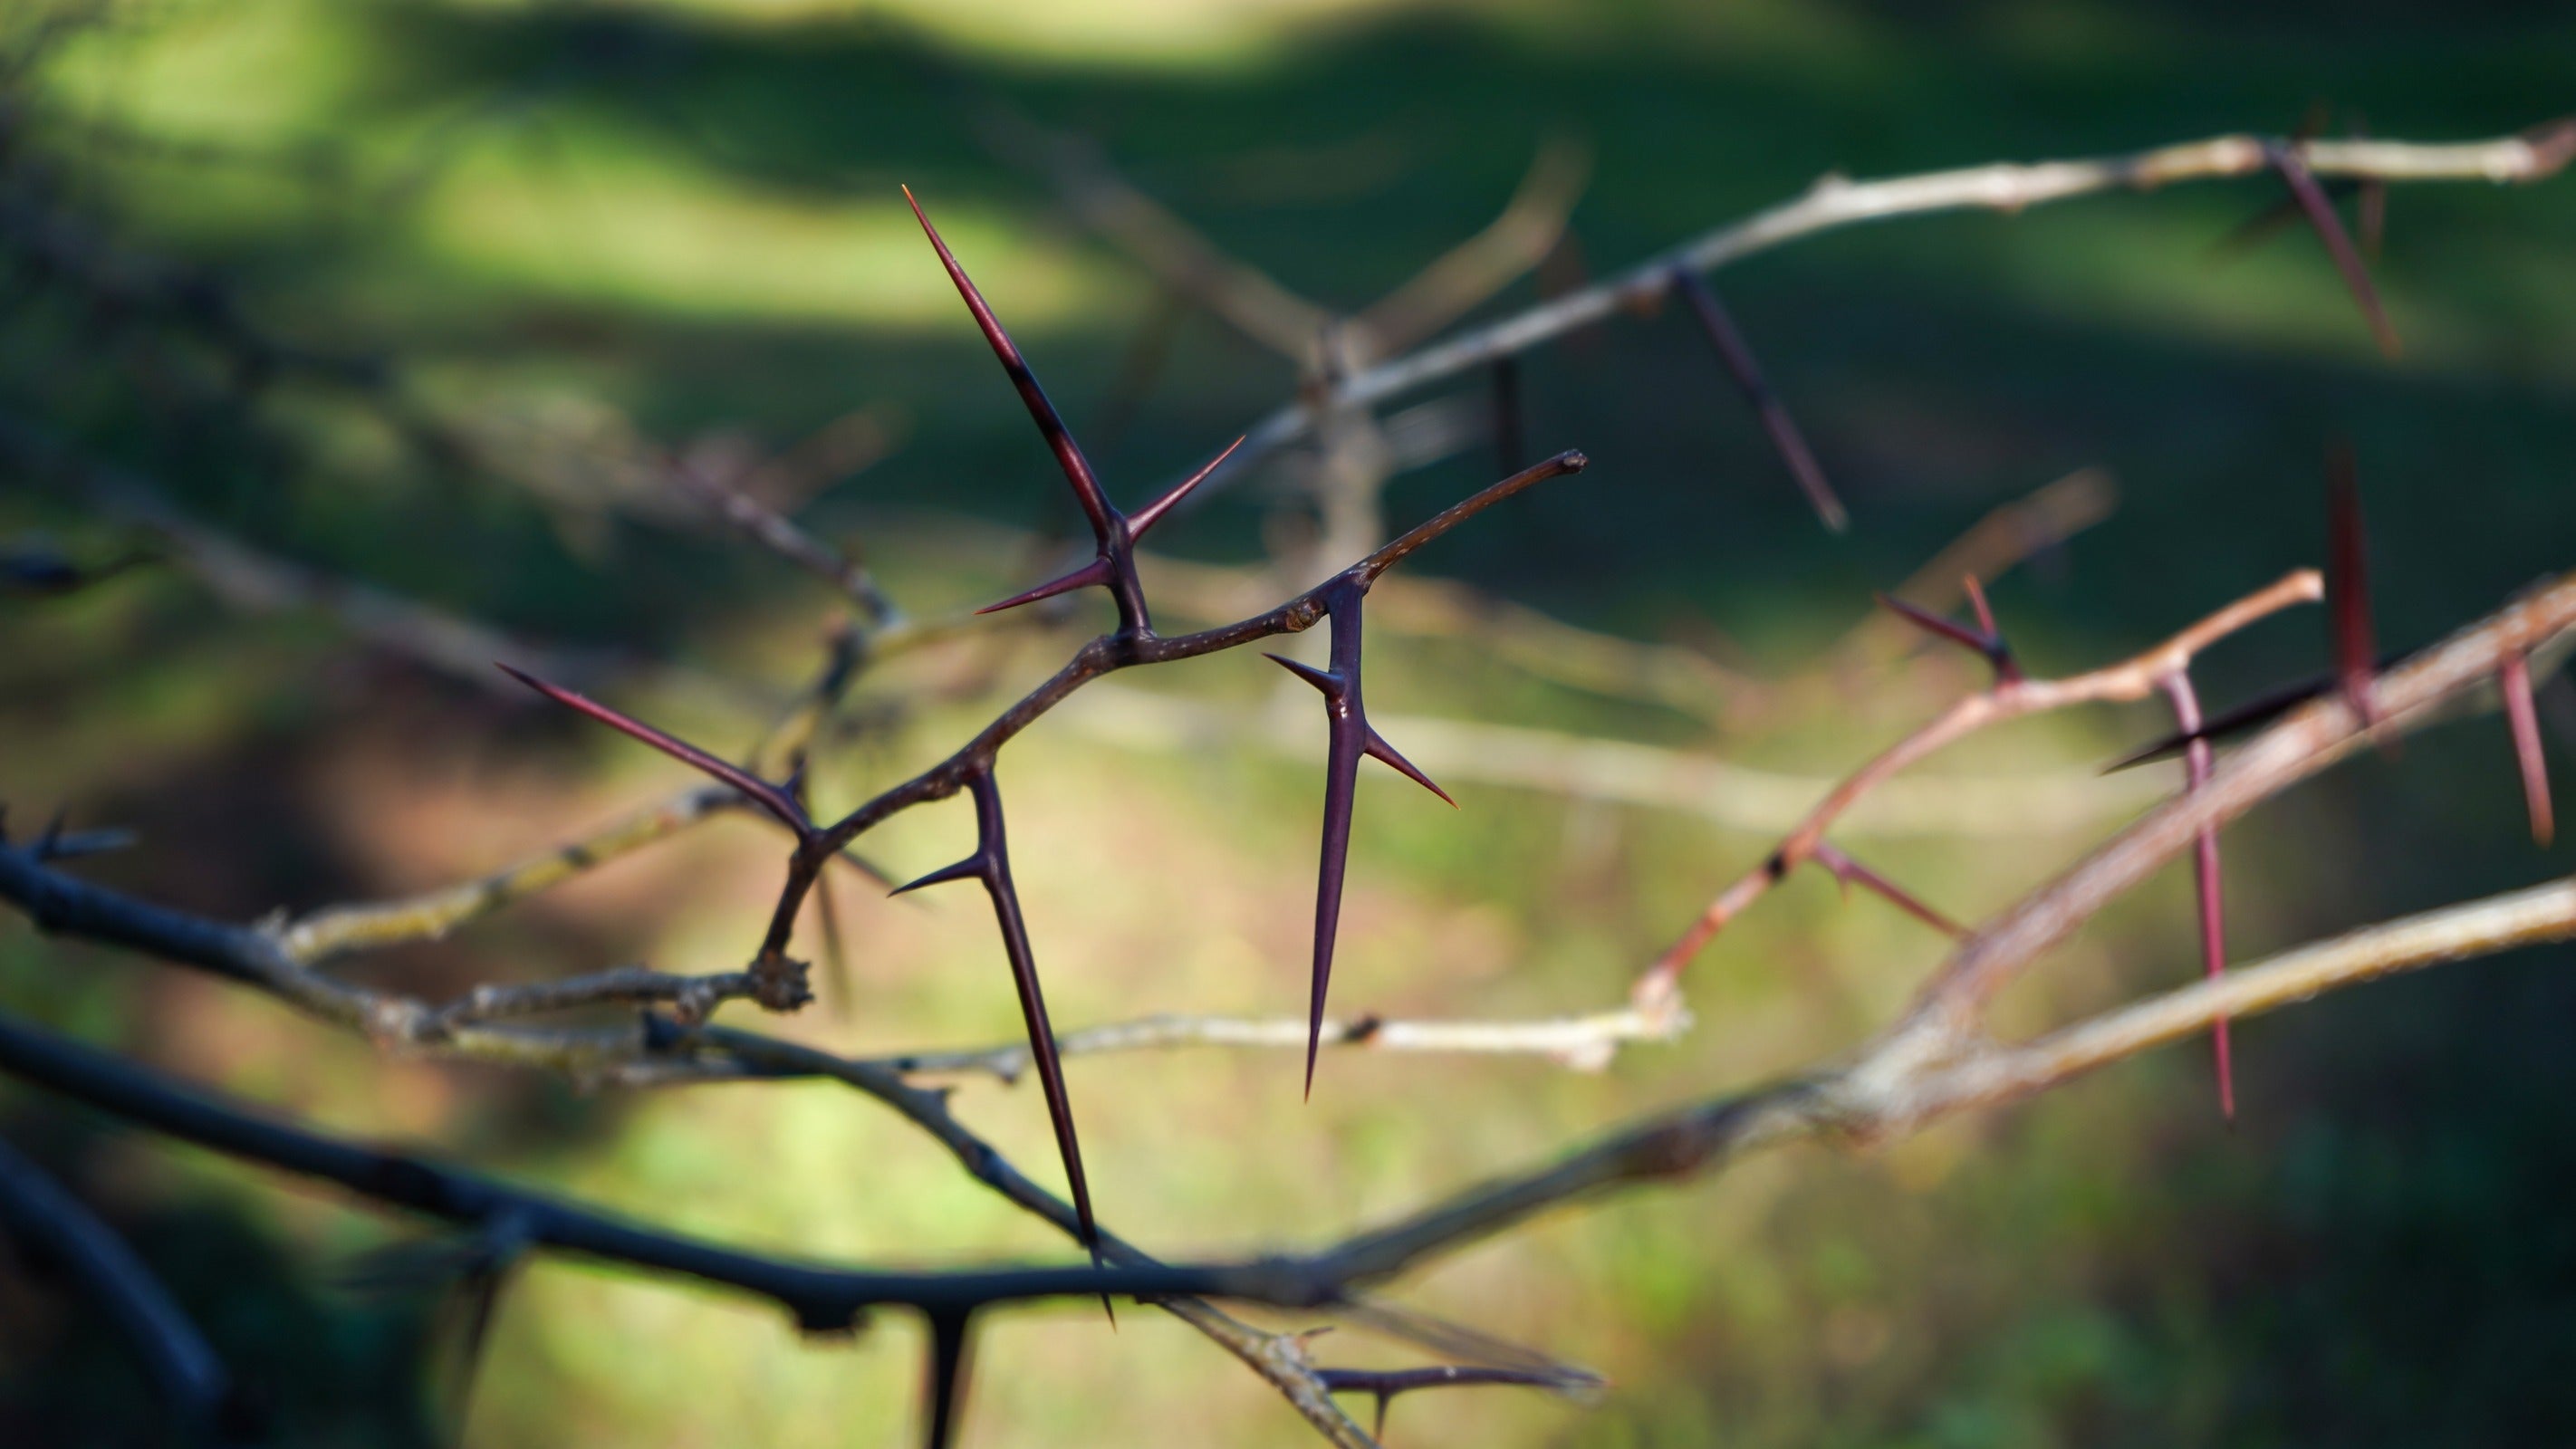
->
left=1125, top=435, right=1245, bottom=541
left=1674, top=268, right=1847, bottom=532
left=921, top=1310, right=974, bottom=1449
left=2326, top=446, right=2379, bottom=732
left=1363, top=727, right=1456, bottom=808
left=496, top=664, right=808, bottom=832
left=889, top=856, right=985, bottom=897
left=961, top=770, right=1100, bottom=1265
left=444, top=1259, right=513, bottom=1442
left=1877, top=592, right=2005, bottom=675
left=1294, top=586, right=1376, bottom=1100
left=2099, top=678, right=2319, bottom=773
left=901, top=186, right=1115, bottom=538
left=976, top=556, right=1113, bottom=616
left=2210, top=103, right=2341, bottom=258
left=2210, top=179, right=2360, bottom=258
left=2101, top=652, right=2411, bottom=772
left=1265, top=653, right=1341, bottom=695
left=1811, top=842, right=1966, bottom=938
left=1961, top=574, right=2020, bottom=683
left=1305, top=726, right=1356, bottom=1102
left=2502, top=650, right=2555, bottom=848
left=2268, top=144, right=2400, bottom=359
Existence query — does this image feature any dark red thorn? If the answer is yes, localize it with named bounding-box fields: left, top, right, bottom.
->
left=1284, top=581, right=1444, bottom=1100
left=1961, top=575, right=2023, bottom=685
left=2208, top=177, right=2362, bottom=259
left=496, top=664, right=811, bottom=835
left=1672, top=268, right=1848, bottom=533
left=2101, top=678, right=2321, bottom=772
left=2266, top=143, right=2400, bottom=360
left=2101, top=648, right=2418, bottom=773
left=1877, top=593, right=2015, bottom=683
left=1878, top=593, right=1987, bottom=655
left=2165, top=673, right=2235, bottom=1121
left=975, top=556, right=1114, bottom=616
left=889, top=855, right=985, bottom=897
left=1265, top=653, right=1341, bottom=696
left=1123, top=435, right=1244, bottom=542
left=2502, top=649, right=2556, bottom=848
left=920, top=1310, right=974, bottom=1449
left=2325, top=446, right=2379, bottom=731
left=901, top=186, right=1115, bottom=539
left=1809, top=841, right=1966, bottom=938
left=1364, top=728, right=1456, bottom=808
left=890, top=768, right=1100, bottom=1262
left=1962, top=574, right=1999, bottom=639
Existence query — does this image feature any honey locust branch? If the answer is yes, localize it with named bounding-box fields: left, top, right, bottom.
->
left=1638, top=568, right=2327, bottom=1006
left=1173, top=121, right=2576, bottom=509
left=6, top=564, right=2573, bottom=1444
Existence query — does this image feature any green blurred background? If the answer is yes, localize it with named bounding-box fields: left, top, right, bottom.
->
left=5, top=1, right=2576, bottom=1444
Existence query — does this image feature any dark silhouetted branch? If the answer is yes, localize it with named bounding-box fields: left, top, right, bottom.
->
left=0, top=1135, right=239, bottom=1440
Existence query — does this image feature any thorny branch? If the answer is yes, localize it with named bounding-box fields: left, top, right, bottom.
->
left=0, top=1135, right=241, bottom=1439
left=7, top=109, right=2576, bottom=1446
left=1639, top=568, right=2329, bottom=1004
left=10, top=561, right=2576, bottom=1444
left=1173, top=121, right=2575, bottom=511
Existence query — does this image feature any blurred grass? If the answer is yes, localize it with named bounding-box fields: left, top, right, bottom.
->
left=5, top=0, right=2576, bottom=1444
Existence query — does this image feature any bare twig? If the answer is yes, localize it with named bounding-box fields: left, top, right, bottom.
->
left=876, top=1003, right=1688, bottom=1081
left=277, top=786, right=741, bottom=964
left=0, top=1136, right=238, bottom=1440
left=668, top=448, right=897, bottom=624
left=1639, top=569, right=2328, bottom=1006
left=1182, top=121, right=2575, bottom=506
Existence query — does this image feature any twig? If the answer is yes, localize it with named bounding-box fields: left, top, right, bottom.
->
left=0, top=1136, right=238, bottom=1439
left=276, top=785, right=742, bottom=964
left=1055, top=682, right=2167, bottom=837
left=1181, top=121, right=2576, bottom=506
left=1302, top=873, right=2576, bottom=1292
left=668, top=449, right=897, bottom=624
left=874, top=1003, right=1690, bottom=1081
left=428, top=964, right=763, bottom=1030
left=0, top=413, right=650, bottom=698
left=1352, top=138, right=1592, bottom=356
left=1639, top=569, right=2328, bottom=1005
